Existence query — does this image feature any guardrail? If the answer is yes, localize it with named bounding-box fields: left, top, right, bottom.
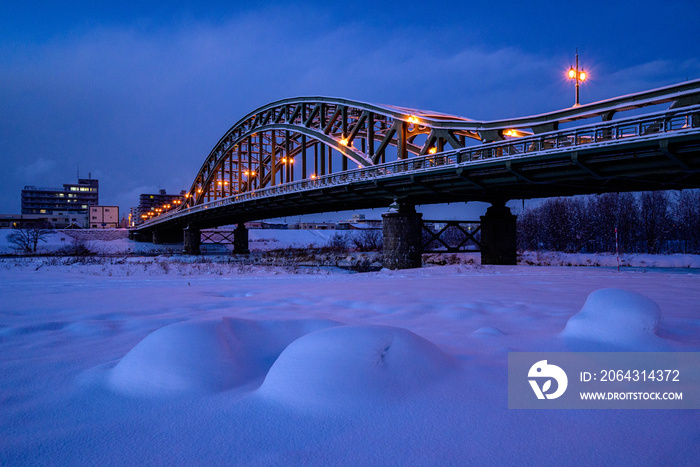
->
left=142, top=105, right=700, bottom=228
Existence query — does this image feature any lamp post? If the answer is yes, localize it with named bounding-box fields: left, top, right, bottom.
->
left=567, top=49, right=587, bottom=107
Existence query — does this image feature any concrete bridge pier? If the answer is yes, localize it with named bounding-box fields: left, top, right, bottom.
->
left=183, top=225, right=201, bottom=255
left=382, top=203, right=423, bottom=270
left=480, top=200, right=517, bottom=265
left=233, top=223, right=250, bottom=254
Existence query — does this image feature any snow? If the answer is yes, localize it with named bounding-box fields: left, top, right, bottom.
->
left=258, top=325, right=457, bottom=410
left=109, top=317, right=339, bottom=396
left=562, top=289, right=666, bottom=351
left=0, top=228, right=354, bottom=255
left=1, top=254, right=700, bottom=464
left=4, top=229, right=700, bottom=268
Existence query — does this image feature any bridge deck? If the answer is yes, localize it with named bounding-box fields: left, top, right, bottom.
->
left=137, top=103, right=700, bottom=234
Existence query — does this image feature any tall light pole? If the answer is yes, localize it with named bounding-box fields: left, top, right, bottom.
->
left=568, top=49, right=587, bottom=107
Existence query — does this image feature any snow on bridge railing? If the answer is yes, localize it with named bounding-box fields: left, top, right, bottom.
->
left=142, top=105, right=700, bottom=227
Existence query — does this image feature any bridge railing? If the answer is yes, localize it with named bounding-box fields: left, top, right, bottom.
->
left=457, top=104, right=699, bottom=162
left=144, top=104, right=700, bottom=226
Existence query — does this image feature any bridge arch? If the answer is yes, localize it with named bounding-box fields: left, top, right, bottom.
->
left=183, top=97, right=480, bottom=208
left=175, top=80, right=700, bottom=210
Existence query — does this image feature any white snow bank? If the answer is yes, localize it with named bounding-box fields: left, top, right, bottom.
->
left=258, top=325, right=457, bottom=409
left=109, top=317, right=338, bottom=395
left=561, top=288, right=666, bottom=350
left=520, top=251, right=700, bottom=268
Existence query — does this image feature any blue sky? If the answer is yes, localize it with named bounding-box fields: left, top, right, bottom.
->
left=1, top=1, right=699, bottom=219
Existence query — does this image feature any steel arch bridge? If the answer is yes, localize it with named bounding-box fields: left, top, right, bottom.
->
left=137, top=79, right=700, bottom=233
left=174, top=80, right=700, bottom=215
left=183, top=97, right=489, bottom=210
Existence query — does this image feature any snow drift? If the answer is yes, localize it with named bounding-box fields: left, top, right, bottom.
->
left=561, top=288, right=665, bottom=350
left=109, top=317, right=338, bottom=395
left=257, top=325, right=457, bottom=409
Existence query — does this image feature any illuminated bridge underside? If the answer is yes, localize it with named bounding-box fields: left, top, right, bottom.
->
left=138, top=80, right=700, bottom=233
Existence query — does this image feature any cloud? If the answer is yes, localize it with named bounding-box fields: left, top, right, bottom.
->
left=16, top=158, right=59, bottom=182
left=1, top=5, right=698, bottom=216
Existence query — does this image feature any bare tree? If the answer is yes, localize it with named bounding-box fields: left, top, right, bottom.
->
left=7, top=222, right=53, bottom=253
left=673, top=190, right=700, bottom=253
left=517, top=190, right=694, bottom=254
left=351, top=229, right=383, bottom=251
left=640, top=191, right=671, bottom=254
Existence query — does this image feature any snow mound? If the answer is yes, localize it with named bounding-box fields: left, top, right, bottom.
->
left=257, top=325, right=456, bottom=409
left=561, top=288, right=664, bottom=350
left=109, top=317, right=338, bottom=395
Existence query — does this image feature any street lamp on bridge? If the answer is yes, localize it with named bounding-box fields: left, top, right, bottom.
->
left=567, top=49, right=587, bottom=107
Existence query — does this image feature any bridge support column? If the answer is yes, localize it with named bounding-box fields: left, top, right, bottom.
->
left=183, top=225, right=201, bottom=255
left=152, top=231, right=162, bottom=245
left=382, top=203, right=423, bottom=270
left=233, top=223, right=250, bottom=254
left=480, top=201, right=517, bottom=265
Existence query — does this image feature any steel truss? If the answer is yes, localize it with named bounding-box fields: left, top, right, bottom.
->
left=185, top=98, right=487, bottom=208
left=422, top=220, right=482, bottom=253
left=142, top=79, right=700, bottom=225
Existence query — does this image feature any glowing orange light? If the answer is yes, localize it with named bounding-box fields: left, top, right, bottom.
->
left=407, top=116, right=419, bottom=124
left=339, top=138, right=349, bottom=146
left=428, top=147, right=437, bottom=154
left=579, top=71, right=587, bottom=81
left=310, top=174, right=317, bottom=179
left=568, top=68, right=576, bottom=79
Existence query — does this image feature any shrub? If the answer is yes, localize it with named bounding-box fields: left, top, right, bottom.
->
left=350, top=229, right=383, bottom=251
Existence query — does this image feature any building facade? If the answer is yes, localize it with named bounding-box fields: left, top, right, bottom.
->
left=89, top=206, right=119, bottom=229
left=0, top=212, right=87, bottom=229
left=136, top=189, right=186, bottom=224
left=21, top=178, right=99, bottom=215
